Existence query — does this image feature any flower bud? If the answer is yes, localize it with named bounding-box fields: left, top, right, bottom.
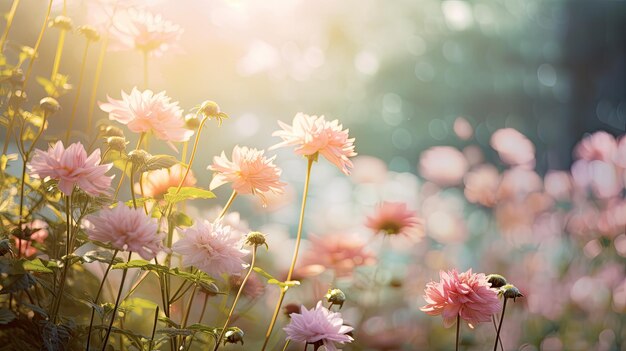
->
left=487, top=274, right=508, bottom=289
left=78, top=25, right=100, bottom=42
left=128, top=150, right=151, bottom=166
left=106, top=136, right=128, bottom=153
left=325, top=288, right=346, bottom=309
left=501, top=284, right=523, bottom=301
left=197, top=100, right=228, bottom=126
left=184, top=113, right=200, bottom=130
left=223, top=327, right=244, bottom=345
left=245, top=231, right=267, bottom=248
left=39, top=97, right=61, bottom=115
left=49, top=15, right=73, bottom=31
left=102, top=125, right=125, bottom=138
left=198, top=281, right=220, bottom=296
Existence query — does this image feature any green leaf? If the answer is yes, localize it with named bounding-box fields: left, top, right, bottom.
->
left=82, top=250, right=123, bottom=264
left=0, top=308, right=15, bottom=324
left=164, top=187, right=215, bottom=204
left=169, top=211, right=193, bottom=227
left=187, top=323, right=218, bottom=337
left=21, top=258, right=53, bottom=273
left=253, top=266, right=277, bottom=281
left=137, top=155, right=178, bottom=173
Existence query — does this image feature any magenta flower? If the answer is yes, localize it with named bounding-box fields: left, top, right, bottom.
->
left=283, top=301, right=354, bottom=351
left=84, top=203, right=163, bottom=260
left=28, top=141, right=113, bottom=196
left=172, top=220, right=249, bottom=277
left=109, top=8, right=182, bottom=57
left=366, top=202, right=423, bottom=238
left=421, top=269, right=501, bottom=328
left=208, top=145, right=286, bottom=203
left=99, top=88, right=193, bottom=147
left=271, top=113, right=357, bottom=175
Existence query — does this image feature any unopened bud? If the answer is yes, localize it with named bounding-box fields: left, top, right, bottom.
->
left=78, top=25, right=100, bottom=42
left=501, top=284, right=523, bottom=301
left=223, top=327, right=244, bottom=345
left=128, top=149, right=151, bottom=166
left=487, top=274, right=508, bottom=289
left=106, top=136, right=127, bottom=152
left=49, top=16, right=73, bottom=31
left=245, top=231, right=267, bottom=248
left=39, top=97, right=61, bottom=115
left=199, top=281, right=220, bottom=296
left=325, top=288, right=346, bottom=309
left=102, top=125, right=125, bottom=138
left=197, top=100, right=228, bottom=126
left=185, top=114, right=200, bottom=130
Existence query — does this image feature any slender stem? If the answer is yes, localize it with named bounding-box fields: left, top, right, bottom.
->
left=0, top=0, right=21, bottom=52
left=261, top=156, right=314, bottom=351
left=149, top=306, right=159, bottom=351
left=130, top=170, right=138, bottom=209
left=65, top=41, right=91, bottom=143
left=493, top=298, right=508, bottom=351
left=213, top=247, right=257, bottom=350
left=50, top=194, right=73, bottom=323
left=50, top=30, right=67, bottom=81
left=217, top=191, right=237, bottom=221
left=455, top=314, right=460, bottom=351
left=143, top=50, right=148, bottom=89
left=197, top=293, right=209, bottom=324
left=87, top=36, right=109, bottom=131
left=86, top=250, right=119, bottom=351
left=173, top=115, right=207, bottom=197
left=23, top=0, right=53, bottom=89
left=101, top=251, right=133, bottom=351
left=180, top=285, right=197, bottom=329
left=492, top=315, right=504, bottom=351
left=281, top=340, right=291, bottom=351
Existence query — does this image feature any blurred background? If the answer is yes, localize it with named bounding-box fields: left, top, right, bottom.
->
left=3, top=0, right=626, bottom=350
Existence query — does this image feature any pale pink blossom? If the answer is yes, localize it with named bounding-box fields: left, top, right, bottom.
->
left=109, top=8, right=182, bottom=57
left=571, top=160, right=622, bottom=199
left=544, top=170, right=573, bottom=201
left=419, top=146, right=468, bottom=186
left=463, top=165, right=500, bottom=207
left=490, top=128, right=535, bottom=167
left=453, top=117, right=473, bottom=140
left=84, top=203, right=163, bottom=260
left=574, top=131, right=617, bottom=162
left=299, top=233, right=376, bottom=277
left=28, top=141, right=113, bottom=196
left=13, top=220, right=48, bottom=257
left=420, top=269, right=501, bottom=328
left=366, top=202, right=424, bottom=239
left=350, top=156, right=388, bottom=184
left=99, top=88, right=193, bottom=147
left=134, top=163, right=196, bottom=199
left=283, top=301, right=354, bottom=351
left=271, top=113, right=357, bottom=175
left=497, top=167, right=543, bottom=201
left=172, top=220, right=249, bottom=277
left=208, top=145, right=285, bottom=203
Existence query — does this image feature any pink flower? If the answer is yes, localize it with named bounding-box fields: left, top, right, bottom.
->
left=172, top=220, right=249, bottom=277
left=84, top=203, right=163, bottom=260
left=13, top=220, right=49, bottom=257
left=271, top=113, right=357, bottom=175
left=350, top=156, right=388, bottom=184
left=134, top=164, right=196, bottom=199
left=229, top=273, right=265, bottom=299
left=208, top=145, right=286, bottom=202
left=490, top=128, right=535, bottom=167
left=299, top=233, right=376, bottom=278
left=420, top=269, right=501, bottom=328
left=283, top=301, right=354, bottom=351
left=453, top=117, right=473, bottom=140
left=28, top=141, right=113, bottom=196
left=419, top=146, right=468, bottom=186
left=574, top=131, right=617, bottom=162
left=463, top=165, right=500, bottom=207
left=99, top=88, right=193, bottom=146
left=109, top=8, right=182, bottom=57
left=366, top=202, right=423, bottom=238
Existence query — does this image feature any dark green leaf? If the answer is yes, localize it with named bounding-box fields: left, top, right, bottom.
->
left=0, top=308, right=15, bottom=324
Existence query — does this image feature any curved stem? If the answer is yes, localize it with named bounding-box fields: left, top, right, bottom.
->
left=174, top=115, right=207, bottom=196
left=50, top=194, right=73, bottom=323
left=0, top=0, right=21, bottom=53
left=23, top=0, right=53, bottom=89
left=149, top=306, right=159, bottom=351
left=50, top=30, right=67, bottom=81
left=101, top=251, right=133, bottom=351
left=493, top=298, right=508, bottom=351
left=455, top=314, right=460, bottom=351
left=217, top=191, right=237, bottom=221
left=213, top=247, right=257, bottom=350
left=65, top=41, right=91, bottom=143
left=129, top=170, right=138, bottom=209
left=492, top=315, right=504, bottom=351
left=86, top=250, right=119, bottom=351
left=143, top=50, right=148, bottom=89
left=261, top=156, right=314, bottom=351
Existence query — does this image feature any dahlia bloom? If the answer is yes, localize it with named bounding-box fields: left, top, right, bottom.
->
left=84, top=204, right=163, bottom=260
left=420, top=269, right=501, bottom=328
left=28, top=141, right=113, bottom=196
left=99, top=88, right=193, bottom=146
left=366, top=202, right=423, bottom=238
left=172, top=220, right=249, bottom=277
left=109, top=8, right=182, bottom=57
left=13, top=220, right=49, bottom=257
left=134, top=163, right=196, bottom=199
left=299, top=233, right=376, bottom=277
left=271, top=113, right=357, bottom=175
left=208, top=145, right=286, bottom=203
left=283, top=301, right=354, bottom=351
left=419, top=146, right=468, bottom=186
left=574, top=131, right=617, bottom=162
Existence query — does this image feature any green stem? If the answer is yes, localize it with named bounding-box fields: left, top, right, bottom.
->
left=143, top=50, right=148, bottom=89
left=149, top=306, right=159, bottom=351
left=65, top=41, right=91, bottom=143
left=456, top=314, right=460, bottom=351
left=101, top=251, right=133, bottom=351
left=86, top=249, right=119, bottom=351
left=50, top=194, right=73, bottom=323
left=261, top=156, right=314, bottom=351
left=493, top=298, right=508, bottom=351
left=492, top=315, right=504, bottom=351
left=23, top=0, right=53, bottom=89
left=0, top=0, right=21, bottom=53
left=50, top=29, right=67, bottom=81
left=213, top=246, right=257, bottom=350
left=217, top=191, right=237, bottom=221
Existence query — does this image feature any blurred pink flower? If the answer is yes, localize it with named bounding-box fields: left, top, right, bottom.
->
left=544, top=170, right=573, bottom=201
left=574, top=131, right=617, bottom=162
left=13, top=220, right=48, bottom=257
left=172, top=220, right=249, bottom=277
left=229, top=273, right=265, bottom=299
left=453, top=117, right=473, bottom=140
left=420, top=269, right=501, bottom=328
left=366, top=202, right=423, bottom=239
left=350, top=156, right=388, bottom=184
left=28, top=141, right=113, bottom=196
left=134, top=163, right=196, bottom=199
left=571, top=160, right=622, bottom=199
left=109, top=8, right=182, bottom=57
left=271, top=113, right=357, bottom=175
left=84, top=203, right=163, bottom=260
left=99, top=88, right=193, bottom=147
left=419, top=146, right=468, bottom=186
left=283, top=301, right=354, bottom=351
left=299, top=233, right=376, bottom=278
left=490, top=128, right=535, bottom=167
left=208, top=145, right=286, bottom=203
left=497, top=167, right=542, bottom=201
left=463, top=164, right=500, bottom=207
